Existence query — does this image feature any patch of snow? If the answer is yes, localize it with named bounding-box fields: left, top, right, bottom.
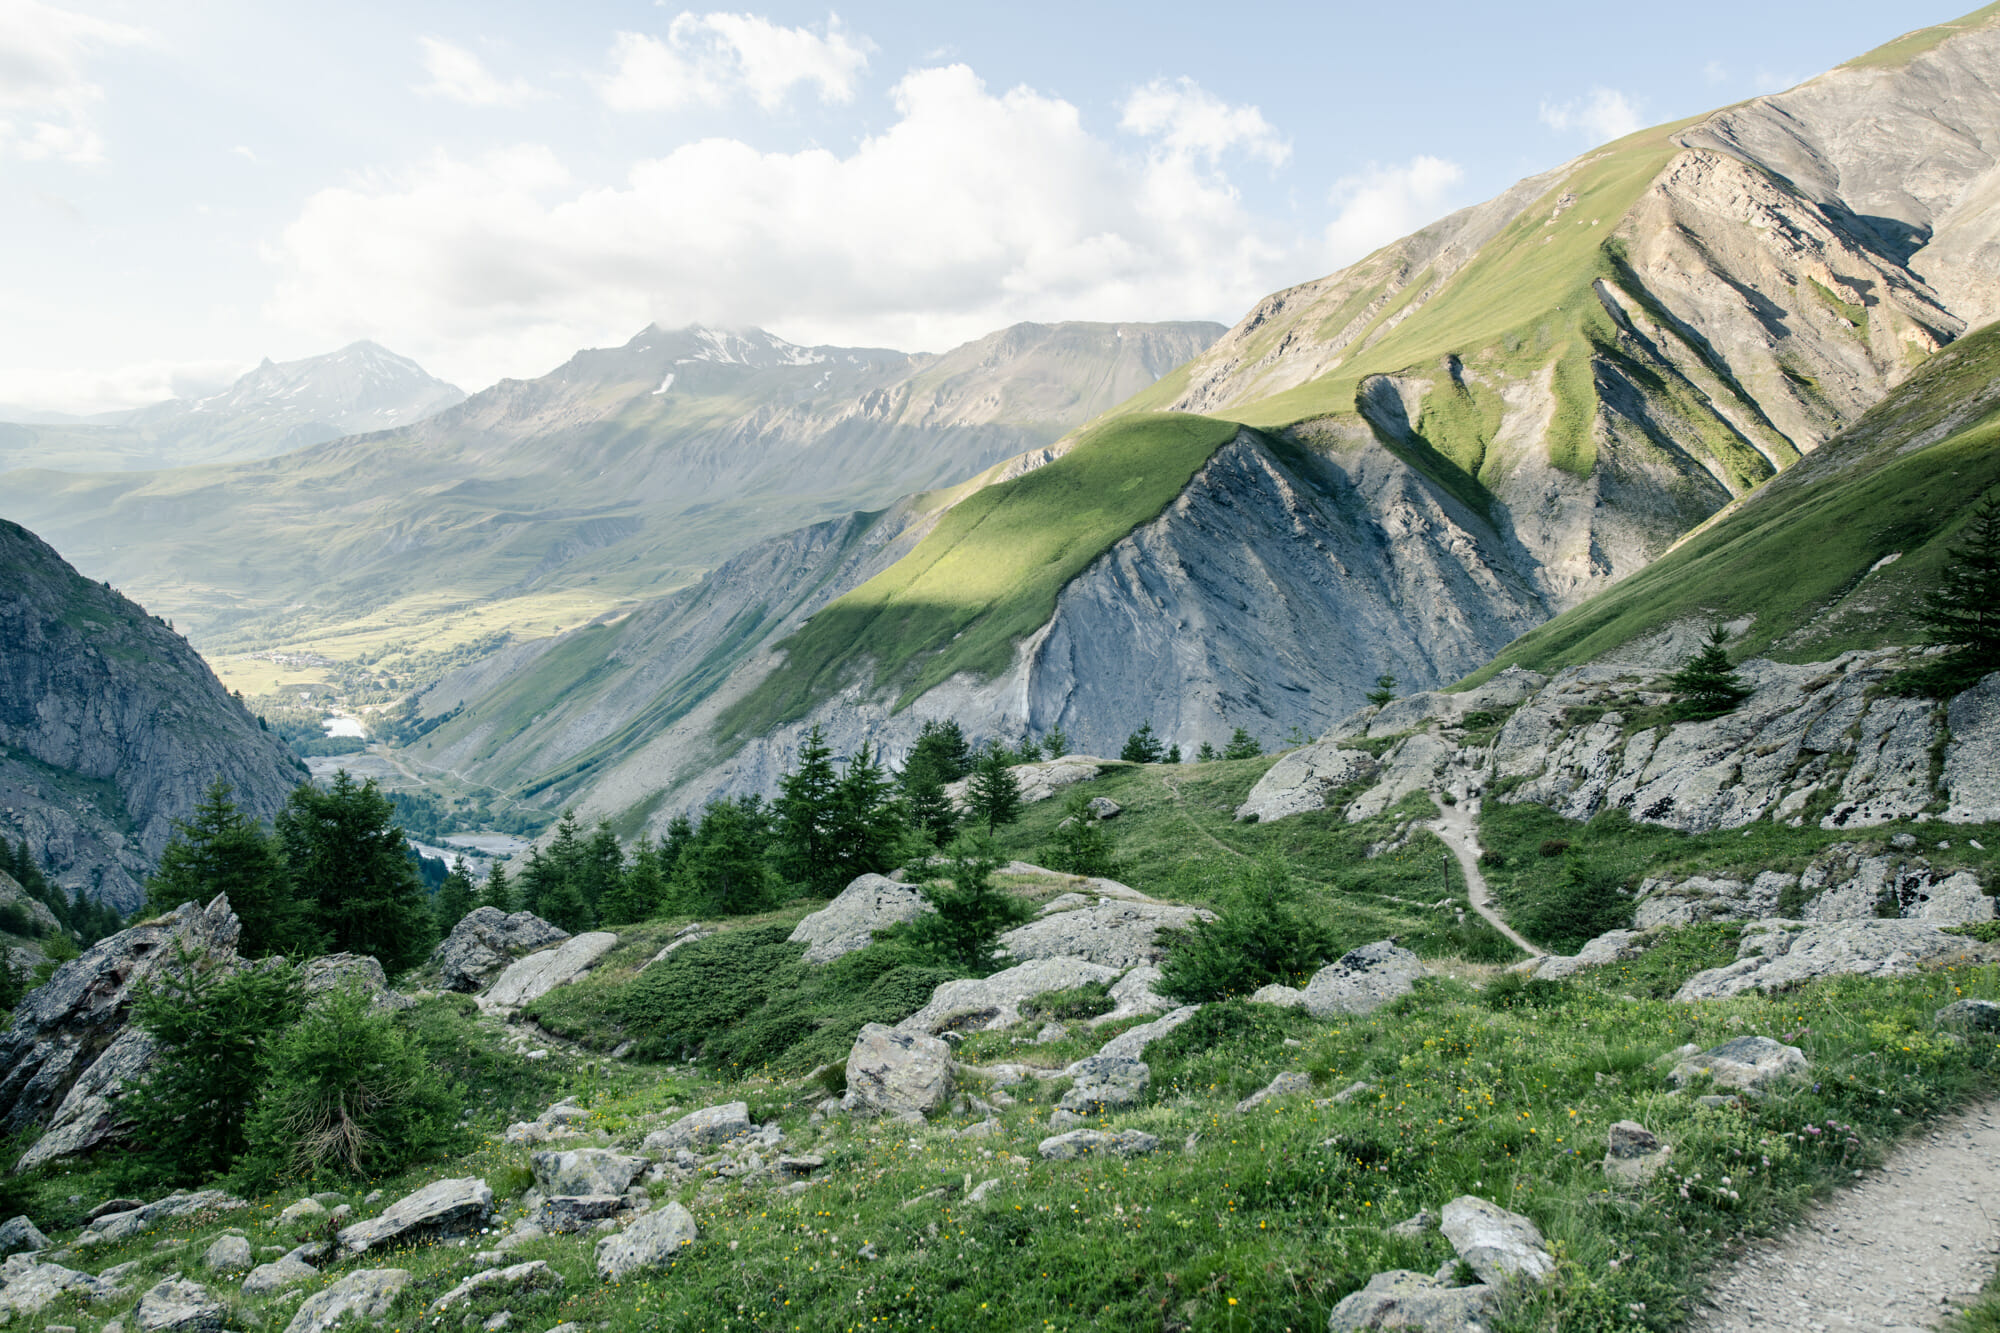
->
left=653, top=373, right=676, bottom=396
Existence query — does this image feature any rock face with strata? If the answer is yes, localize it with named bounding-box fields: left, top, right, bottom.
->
left=843, top=1025, right=953, bottom=1120
left=1674, top=919, right=1993, bottom=1001
left=431, top=907, right=570, bottom=992
left=788, top=875, right=932, bottom=964
left=479, top=931, right=618, bottom=1012
left=997, top=899, right=1212, bottom=969
left=896, top=957, right=1122, bottom=1035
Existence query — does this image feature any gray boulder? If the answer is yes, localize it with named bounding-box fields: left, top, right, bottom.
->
left=997, top=900, right=1213, bottom=969
left=1673, top=1036, right=1808, bottom=1091
left=80, top=1191, right=249, bottom=1245
left=242, top=1254, right=318, bottom=1296
left=301, top=953, right=415, bottom=1011
left=1673, top=918, right=1990, bottom=1001
left=1234, top=743, right=1379, bottom=824
left=1937, top=999, right=2000, bottom=1033
left=641, top=1102, right=751, bottom=1155
left=1087, top=797, right=1122, bottom=820
left=1299, top=942, right=1425, bottom=1017
left=896, top=956, right=1120, bottom=1035
left=531, top=1148, right=648, bottom=1198
left=0, top=1261, right=122, bottom=1314
left=1634, top=873, right=1791, bottom=929
left=1095, top=1004, right=1200, bottom=1060
left=842, top=1025, right=953, bottom=1120
left=1235, top=1071, right=1312, bottom=1114
left=1038, top=1130, right=1159, bottom=1161
left=944, top=757, right=1105, bottom=811
left=788, top=875, right=933, bottom=964
left=337, top=1178, right=493, bottom=1257
left=431, top=907, right=570, bottom=992
left=1602, top=1121, right=1672, bottom=1185
left=134, top=1278, right=226, bottom=1333
left=479, top=932, right=619, bottom=1013
left=0, top=1215, right=48, bottom=1256
left=595, top=1202, right=699, bottom=1282
left=0, top=895, right=240, bottom=1168
left=1091, top=966, right=1170, bottom=1025
left=1531, top=930, right=1654, bottom=981
left=1057, top=1055, right=1148, bottom=1115
left=538, top=1196, right=622, bottom=1234
left=201, top=1233, right=252, bottom=1273
left=1325, top=1270, right=1496, bottom=1331
left=283, top=1268, right=410, bottom=1333
left=434, top=1260, right=562, bottom=1310
left=1440, top=1196, right=1554, bottom=1285
left=1944, top=672, right=2000, bottom=823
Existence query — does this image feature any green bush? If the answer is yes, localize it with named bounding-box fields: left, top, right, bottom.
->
left=1157, top=850, right=1339, bottom=1002
left=1511, top=857, right=1634, bottom=954
left=238, top=984, right=458, bottom=1185
left=1039, top=793, right=1121, bottom=878
left=1021, top=981, right=1115, bottom=1022
left=901, top=837, right=1032, bottom=973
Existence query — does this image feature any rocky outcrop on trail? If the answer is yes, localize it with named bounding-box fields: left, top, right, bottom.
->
left=431, top=908, right=571, bottom=992
left=788, top=875, right=932, bottom=964
left=1672, top=920, right=1993, bottom=1002
left=0, top=894, right=241, bottom=1168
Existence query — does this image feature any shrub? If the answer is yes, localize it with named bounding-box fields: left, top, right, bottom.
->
left=1021, top=980, right=1115, bottom=1022
left=1538, top=839, right=1571, bottom=858
left=238, top=984, right=458, bottom=1185
left=902, top=836, right=1032, bottom=973
left=1512, top=858, right=1634, bottom=954
left=1157, top=850, right=1340, bottom=1002
left=1040, top=793, right=1121, bottom=878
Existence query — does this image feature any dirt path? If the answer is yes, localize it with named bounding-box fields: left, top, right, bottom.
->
left=1428, top=798, right=1544, bottom=959
left=1692, top=1099, right=2000, bottom=1331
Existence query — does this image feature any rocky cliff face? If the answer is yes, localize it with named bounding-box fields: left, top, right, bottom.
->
left=0, top=522, right=303, bottom=910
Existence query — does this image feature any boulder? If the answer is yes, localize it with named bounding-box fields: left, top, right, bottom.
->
left=134, top=1278, right=226, bottom=1333
left=594, top=1202, right=699, bottom=1282
left=1325, top=1270, right=1496, bottom=1331
left=1937, top=999, right=2000, bottom=1034
left=639, top=922, right=714, bottom=968
left=1440, top=1196, right=1554, bottom=1285
left=479, top=932, right=618, bottom=1013
left=1037, top=1130, right=1159, bottom=1161
left=434, top=1260, right=562, bottom=1310
left=1234, top=743, right=1379, bottom=824
left=1087, top=798, right=1122, bottom=820
left=1235, top=1071, right=1312, bottom=1114
left=1602, top=1120, right=1672, bottom=1185
left=997, top=901, right=1213, bottom=969
left=283, top=1268, right=410, bottom=1333
left=1944, top=672, right=2000, bottom=823
left=336, top=1178, right=493, bottom=1257
left=1635, top=873, right=1790, bottom=929
left=842, top=1025, right=953, bottom=1120
left=1249, top=983, right=1307, bottom=1009
left=0, top=895, right=240, bottom=1167
left=1672, top=1036, right=1808, bottom=1092
left=201, top=1234, right=252, bottom=1273
left=531, top=1148, right=648, bottom=1198
left=301, top=953, right=415, bottom=1010
left=788, top=875, right=933, bottom=964
left=944, top=757, right=1106, bottom=811
left=1057, top=1055, right=1148, bottom=1115
left=1090, top=966, right=1171, bottom=1025
left=431, top=908, right=570, bottom=992
left=279, top=1197, right=328, bottom=1225
left=1095, top=1005, right=1200, bottom=1061
left=1673, top=918, right=1990, bottom=1001
left=0, top=1261, right=122, bottom=1314
left=641, top=1103, right=751, bottom=1155
left=83, top=1197, right=144, bottom=1223
left=1299, top=942, right=1425, bottom=1017
left=1531, top=930, right=1654, bottom=982
left=539, top=1196, right=622, bottom=1234
left=895, top=957, right=1121, bottom=1035
left=80, top=1191, right=249, bottom=1245
left=0, top=1215, right=48, bottom=1256
left=242, top=1255, right=319, bottom=1296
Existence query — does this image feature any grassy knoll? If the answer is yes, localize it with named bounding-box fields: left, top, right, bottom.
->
left=1842, top=3, right=2000, bottom=70
left=722, top=413, right=1244, bottom=736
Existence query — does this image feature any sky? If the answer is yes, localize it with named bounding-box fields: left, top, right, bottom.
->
left=0, top=0, right=1979, bottom=414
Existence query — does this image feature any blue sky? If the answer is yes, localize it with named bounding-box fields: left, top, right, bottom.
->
left=0, top=0, right=1976, bottom=412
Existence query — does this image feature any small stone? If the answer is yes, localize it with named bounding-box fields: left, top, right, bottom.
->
left=1672, top=1036, right=1809, bottom=1092
left=1326, top=1271, right=1496, bottom=1332
left=1387, top=1210, right=1437, bottom=1238
left=1603, top=1121, right=1673, bottom=1184
left=279, top=1198, right=328, bottom=1226
left=1037, top=1129, right=1160, bottom=1161
left=1936, top=1000, right=2000, bottom=1034
left=1234, top=1071, right=1311, bottom=1114
left=434, top=1260, right=563, bottom=1311
left=1440, top=1196, right=1555, bottom=1285
left=641, top=1103, right=752, bottom=1155
left=483, top=1314, right=511, bottom=1332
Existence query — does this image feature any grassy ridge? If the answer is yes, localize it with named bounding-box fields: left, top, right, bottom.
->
left=722, top=413, right=1244, bottom=736
left=1843, top=2, right=2000, bottom=70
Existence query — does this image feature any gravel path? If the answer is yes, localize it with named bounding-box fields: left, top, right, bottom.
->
left=1429, top=798, right=1544, bottom=959
left=1692, top=1100, right=2000, bottom=1332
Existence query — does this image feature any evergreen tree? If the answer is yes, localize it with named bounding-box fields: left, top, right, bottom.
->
left=146, top=780, right=310, bottom=957
left=1366, top=674, right=1398, bottom=706
left=903, top=835, right=1033, bottom=972
left=1042, top=792, right=1120, bottom=878
left=1221, top=727, right=1263, bottom=761
left=966, top=743, right=1023, bottom=833
left=581, top=821, right=627, bottom=920
left=514, top=846, right=554, bottom=918
left=1195, top=741, right=1219, bottom=763
left=1043, top=724, right=1070, bottom=758
left=775, top=727, right=842, bottom=895
left=661, top=812, right=695, bottom=869
left=1158, top=849, right=1339, bottom=1002
left=275, top=770, right=435, bottom=973
left=1915, top=494, right=2000, bottom=668
left=478, top=859, right=515, bottom=914
left=601, top=836, right=668, bottom=925
left=1013, top=735, right=1044, bottom=764
left=902, top=766, right=959, bottom=849
left=1165, top=744, right=1182, bottom=764
left=433, top=859, right=476, bottom=936
left=1667, top=624, right=1754, bottom=720
left=1120, top=722, right=1166, bottom=764
left=672, top=798, right=772, bottom=915
left=905, top=719, right=973, bottom=785
left=828, top=742, right=903, bottom=885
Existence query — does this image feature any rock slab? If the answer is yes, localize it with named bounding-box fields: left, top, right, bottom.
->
left=337, top=1178, right=493, bottom=1257
left=1440, top=1196, right=1554, bottom=1285
left=788, top=875, right=933, bottom=964
left=843, top=1025, right=953, bottom=1120
left=595, top=1202, right=699, bottom=1282
left=1673, top=1036, right=1808, bottom=1091
left=283, top=1268, right=410, bottom=1333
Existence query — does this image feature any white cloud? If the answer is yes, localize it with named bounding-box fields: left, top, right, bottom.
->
left=0, top=0, right=146, bottom=163
left=1538, top=87, right=1645, bottom=144
left=269, top=64, right=1300, bottom=388
left=231, top=144, right=260, bottom=164
left=0, top=357, right=247, bottom=415
left=1322, top=156, right=1466, bottom=266
left=599, top=12, right=870, bottom=112
left=1119, top=78, right=1289, bottom=166
left=1703, top=59, right=1729, bottom=85
left=416, top=37, right=544, bottom=107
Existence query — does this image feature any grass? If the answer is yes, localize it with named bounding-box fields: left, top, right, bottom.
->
left=721, top=413, right=1244, bottom=736
left=1841, top=3, right=2000, bottom=70
left=1460, top=319, right=2000, bottom=683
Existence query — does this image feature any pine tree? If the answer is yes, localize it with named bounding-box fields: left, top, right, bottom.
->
left=1667, top=624, right=1754, bottom=720
left=581, top=821, right=627, bottom=920
left=966, top=743, right=1023, bottom=833
left=514, top=846, right=553, bottom=917
left=1043, top=724, right=1070, bottom=758
left=1165, top=744, right=1182, bottom=764
left=828, top=743, right=903, bottom=885
left=1195, top=741, right=1219, bottom=763
left=1120, top=722, right=1166, bottom=764
left=275, top=770, right=435, bottom=972
left=148, top=779, right=311, bottom=956
left=601, top=836, right=667, bottom=925
left=1221, top=727, right=1263, bottom=760
left=902, top=766, right=959, bottom=848
left=906, top=719, right=974, bottom=785
left=1915, top=494, right=2000, bottom=668
left=433, top=859, right=475, bottom=936
left=1013, top=735, right=1044, bottom=764
left=672, top=798, right=772, bottom=915
left=903, top=835, right=1033, bottom=972
left=775, top=727, right=842, bottom=894
left=1043, top=792, right=1120, bottom=877
left=1366, top=674, right=1398, bottom=706
left=478, top=859, right=516, bottom=914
